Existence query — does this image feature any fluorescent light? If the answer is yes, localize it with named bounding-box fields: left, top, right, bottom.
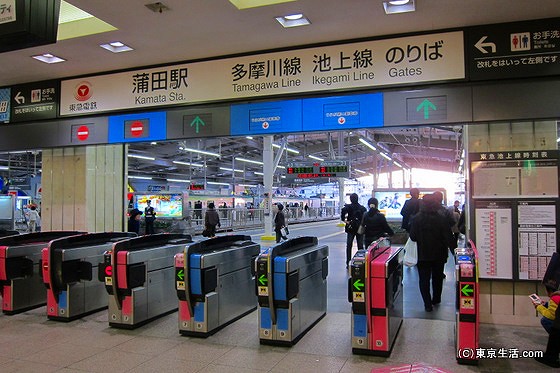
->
left=246, top=136, right=254, bottom=140
left=393, top=161, right=402, bottom=168
left=150, top=142, right=157, bottom=145
left=389, top=0, right=409, bottom=5
left=276, top=13, right=311, bottom=28
left=277, top=165, right=286, bottom=169
left=229, top=0, right=296, bottom=10
left=380, top=153, right=392, bottom=161
left=32, top=53, right=66, bottom=64
left=220, top=167, right=244, bottom=173
left=128, top=175, right=152, bottom=180
left=167, top=178, right=191, bottom=183
left=100, top=41, right=134, bottom=53
left=173, top=160, right=204, bottom=167
left=180, top=147, right=220, bottom=157
left=383, top=0, right=415, bottom=14
left=207, top=181, right=231, bottom=186
left=272, top=143, right=300, bottom=154
left=235, top=157, right=263, bottom=165
left=557, top=137, right=560, bottom=143
left=0, top=166, right=9, bottom=170
left=238, top=184, right=257, bottom=187
left=128, top=154, right=155, bottom=161
left=254, top=171, right=264, bottom=176
left=359, top=138, right=377, bottom=151
left=308, top=155, right=324, bottom=161
left=355, top=168, right=366, bottom=174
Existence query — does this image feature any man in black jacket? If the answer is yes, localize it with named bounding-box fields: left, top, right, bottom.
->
left=341, top=193, right=366, bottom=267
left=400, top=188, right=420, bottom=233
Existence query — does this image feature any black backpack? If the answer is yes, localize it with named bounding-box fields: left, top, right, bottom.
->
left=345, top=204, right=364, bottom=234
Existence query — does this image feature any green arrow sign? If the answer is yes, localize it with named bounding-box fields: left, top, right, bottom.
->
left=177, top=269, right=184, bottom=281
left=416, top=99, right=437, bottom=119
left=190, top=116, right=205, bottom=133
left=258, top=274, right=268, bottom=286
left=461, top=284, right=474, bottom=297
left=353, top=279, right=364, bottom=291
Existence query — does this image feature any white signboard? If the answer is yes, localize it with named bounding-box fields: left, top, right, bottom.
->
left=476, top=205, right=513, bottom=279
left=60, top=31, right=465, bottom=115
left=0, top=0, right=15, bottom=25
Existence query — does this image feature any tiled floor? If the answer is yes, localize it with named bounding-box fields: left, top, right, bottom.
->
left=0, top=222, right=556, bottom=372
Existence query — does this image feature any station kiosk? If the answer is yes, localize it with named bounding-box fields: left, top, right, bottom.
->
left=175, top=235, right=260, bottom=337
left=0, top=231, right=83, bottom=314
left=255, top=236, right=329, bottom=346
left=349, top=238, right=404, bottom=356
left=455, top=240, right=479, bottom=365
left=99, top=233, right=192, bottom=329
left=42, top=232, right=136, bottom=321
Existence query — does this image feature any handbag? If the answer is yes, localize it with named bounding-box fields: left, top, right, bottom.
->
left=280, top=226, right=289, bottom=237
left=403, top=237, right=418, bottom=267
left=202, top=228, right=210, bottom=237
left=357, top=224, right=365, bottom=235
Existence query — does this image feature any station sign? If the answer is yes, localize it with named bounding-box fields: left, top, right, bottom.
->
left=10, top=80, right=58, bottom=122
left=467, top=17, right=560, bottom=80
left=302, top=93, right=383, bottom=131
left=285, top=160, right=349, bottom=181
left=230, top=99, right=302, bottom=136
left=108, top=111, right=166, bottom=143
left=0, top=87, right=9, bottom=123
left=167, top=106, right=230, bottom=139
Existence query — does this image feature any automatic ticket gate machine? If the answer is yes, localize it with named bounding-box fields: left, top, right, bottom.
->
left=99, top=233, right=192, bottom=329
left=255, top=236, right=329, bottom=346
left=175, top=235, right=260, bottom=337
left=349, top=238, right=404, bottom=356
left=0, top=231, right=83, bottom=314
left=456, top=240, right=480, bottom=365
left=42, top=232, right=137, bottom=321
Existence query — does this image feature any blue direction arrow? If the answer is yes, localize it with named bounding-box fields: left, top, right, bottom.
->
left=190, top=116, right=205, bottom=133
left=416, top=99, right=437, bottom=120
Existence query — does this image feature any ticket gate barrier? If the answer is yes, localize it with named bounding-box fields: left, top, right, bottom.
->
left=256, top=236, right=329, bottom=346
left=456, top=240, right=479, bottom=365
left=0, top=230, right=19, bottom=238
left=175, top=235, right=260, bottom=337
left=42, top=232, right=137, bottom=321
left=349, top=238, right=404, bottom=356
left=0, top=231, right=83, bottom=314
left=99, top=233, right=192, bottom=329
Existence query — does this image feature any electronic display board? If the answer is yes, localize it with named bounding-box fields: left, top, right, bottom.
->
left=285, top=160, right=349, bottom=180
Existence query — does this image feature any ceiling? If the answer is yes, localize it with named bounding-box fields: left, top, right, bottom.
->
left=1, top=0, right=559, bottom=187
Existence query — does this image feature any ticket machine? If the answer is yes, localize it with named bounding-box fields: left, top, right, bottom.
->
left=255, top=236, right=329, bottom=346
left=99, top=233, right=192, bottom=329
left=42, top=232, right=136, bottom=321
left=0, top=231, right=83, bottom=314
left=349, top=238, right=404, bottom=356
left=175, top=235, right=260, bottom=337
left=456, top=240, right=479, bottom=365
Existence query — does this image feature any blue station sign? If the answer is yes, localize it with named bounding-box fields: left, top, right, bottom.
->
left=230, top=99, right=302, bottom=136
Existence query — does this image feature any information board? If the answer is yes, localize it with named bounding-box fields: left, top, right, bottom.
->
left=285, top=160, right=349, bottom=181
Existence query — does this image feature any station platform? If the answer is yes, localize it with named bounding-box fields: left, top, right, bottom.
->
left=0, top=221, right=554, bottom=372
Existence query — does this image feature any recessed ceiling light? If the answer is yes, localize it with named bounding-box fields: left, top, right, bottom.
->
left=383, top=0, right=415, bottom=14
left=389, top=0, right=410, bottom=5
left=276, top=13, right=311, bottom=28
left=229, top=0, right=296, bottom=10
left=31, top=53, right=66, bottom=64
left=100, top=41, right=134, bottom=53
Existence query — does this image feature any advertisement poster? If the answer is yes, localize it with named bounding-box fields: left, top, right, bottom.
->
left=136, top=193, right=183, bottom=218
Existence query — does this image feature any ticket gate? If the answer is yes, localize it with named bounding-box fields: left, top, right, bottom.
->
left=99, top=233, right=192, bottom=329
left=0, top=230, right=19, bottom=238
left=349, top=238, right=404, bottom=356
left=0, top=231, right=83, bottom=314
left=42, top=232, right=136, bottom=321
left=175, top=235, right=260, bottom=337
left=256, top=236, right=329, bottom=346
left=456, top=240, right=479, bottom=365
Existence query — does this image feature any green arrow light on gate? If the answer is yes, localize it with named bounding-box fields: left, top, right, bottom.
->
left=258, top=274, right=268, bottom=286
left=353, top=279, right=364, bottom=291
left=190, top=116, right=205, bottom=133
left=416, top=99, right=437, bottom=120
left=461, top=284, right=474, bottom=297
left=177, top=269, right=184, bottom=281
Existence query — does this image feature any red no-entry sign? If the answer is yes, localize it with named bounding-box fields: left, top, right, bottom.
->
left=76, top=125, right=89, bottom=141
left=130, top=121, right=144, bottom=137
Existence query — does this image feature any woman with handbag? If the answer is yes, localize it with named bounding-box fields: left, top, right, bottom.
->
left=204, top=202, right=221, bottom=238
left=274, top=203, right=288, bottom=243
left=361, top=197, right=394, bottom=249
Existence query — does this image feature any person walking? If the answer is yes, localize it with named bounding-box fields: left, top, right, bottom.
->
left=341, top=193, right=366, bottom=267
left=127, top=208, right=142, bottom=235
left=144, top=200, right=156, bottom=234
left=274, top=203, right=288, bottom=243
left=27, top=205, right=40, bottom=232
left=409, top=194, right=454, bottom=312
left=400, top=188, right=420, bottom=233
left=204, top=202, right=220, bottom=238
left=361, top=198, right=394, bottom=249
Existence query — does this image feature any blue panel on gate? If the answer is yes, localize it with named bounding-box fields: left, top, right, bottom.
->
left=230, top=99, right=302, bottom=136
left=108, top=111, right=166, bottom=143
left=302, top=93, right=383, bottom=131
left=277, top=308, right=289, bottom=331
left=59, top=290, right=67, bottom=309
left=190, top=268, right=202, bottom=295
left=273, top=272, right=286, bottom=301
left=260, top=307, right=272, bottom=329
left=353, top=314, right=367, bottom=337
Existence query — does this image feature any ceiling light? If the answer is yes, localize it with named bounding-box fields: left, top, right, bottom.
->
left=246, top=136, right=254, bottom=140
left=235, top=157, right=263, bottom=165
left=32, top=53, right=66, bottom=64
left=238, top=184, right=257, bottom=187
left=380, top=153, right=392, bottom=161
left=128, top=154, right=155, bottom=161
left=383, top=0, right=415, bottom=14
left=229, top=0, right=296, bottom=10
left=167, top=178, right=191, bottom=183
left=276, top=13, right=311, bottom=28
left=207, top=181, right=231, bottom=186
left=172, top=160, right=204, bottom=167
left=254, top=171, right=264, bottom=176
left=393, top=161, right=402, bottom=168
left=277, top=165, right=286, bottom=169
left=272, top=143, right=300, bottom=154
left=180, top=147, right=220, bottom=157
left=100, top=41, right=134, bottom=53
left=0, top=166, right=9, bottom=170
left=128, top=175, right=152, bottom=180
left=220, top=167, right=244, bottom=173
left=355, top=168, right=366, bottom=174
left=359, top=138, right=377, bottom=151
left=308, top=155, right=324, bottom=161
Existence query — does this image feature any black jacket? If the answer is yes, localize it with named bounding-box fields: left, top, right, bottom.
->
left=409, top=210, right=453, bottom=262
left=274, top=211, right=286, bottom=231
left=362, top=209, right=394, bottom=241
left=341, top=202, right=366, bottom=233
left=400, top=197, right=420, bottom=231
